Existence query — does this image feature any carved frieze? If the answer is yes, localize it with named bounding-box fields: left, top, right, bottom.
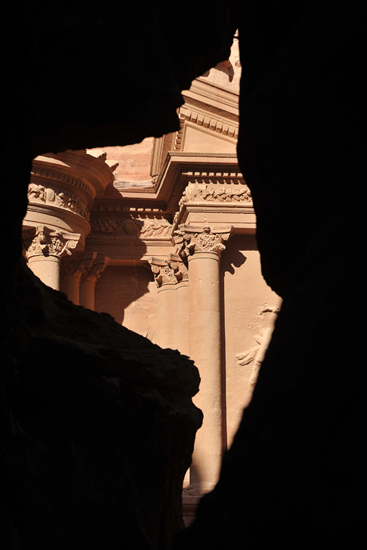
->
left=30, top=164, right=95, bottom=205
left=174, top=225, right=232, bottom=256
left=90, top=217, right=173, bottom=239
left=24, top=226, right=81, bottom=260
left=173, top=180, right=252, bottom=228
left=27, top=182, right=89, bottom=220
left=182, top=181, right=252, bottom=204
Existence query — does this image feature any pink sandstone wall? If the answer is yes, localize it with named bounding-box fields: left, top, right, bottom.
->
left=221, top=234, right=281, bottom=448
left=94, top=265, right=158, bottom=342
left=93, top=234, right=280, bottom=454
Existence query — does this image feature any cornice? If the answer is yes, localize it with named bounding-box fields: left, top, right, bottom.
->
left=175, top=106, right=239, bottom=152
left=183, top=78, right=239, bottom=116
left=32, top=150, right=116, bottom=208
left=91, top=154, right=253, bottom=235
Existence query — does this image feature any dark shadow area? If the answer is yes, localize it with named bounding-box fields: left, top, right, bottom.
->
left=1, top=1, right=365, bottom=550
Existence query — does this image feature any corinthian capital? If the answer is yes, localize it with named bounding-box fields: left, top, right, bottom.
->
left=149, top=257, right=178, bottom=287
left=24, top=225, right=81, bottom=260
left=80, top=254, right=109, bottom=284
left=175, top=225, right=232, bottom=256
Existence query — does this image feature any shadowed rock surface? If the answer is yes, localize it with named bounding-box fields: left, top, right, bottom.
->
left=174, top=2, right=366, bottom=549
left=1, top=1, right=366, bottom=549
left=1, top=2, right=233, bottom=548
left=1, top=259, right=202, bottom=550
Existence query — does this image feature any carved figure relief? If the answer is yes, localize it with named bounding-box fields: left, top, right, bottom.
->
left=27, top=183, right=89, bottom=219
left=182, top=182, right=252, bottom=204
left=236, top=306, right=280, bottom=386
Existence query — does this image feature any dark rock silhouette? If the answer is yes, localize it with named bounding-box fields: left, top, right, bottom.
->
left=1, top=1, right=365, bottom=549
left=2, top=260, right=202, bottom=550
left=1, top=2, right=233, bottom=548
left=174, top=2, right=366, bottom=548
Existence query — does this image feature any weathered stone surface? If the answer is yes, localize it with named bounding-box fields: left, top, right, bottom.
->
left=1, top=259, right=202, bottom=549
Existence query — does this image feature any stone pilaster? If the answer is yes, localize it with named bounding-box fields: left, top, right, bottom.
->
left=176, top=225, right=232, bottom=493
left=149, top=256, right=179, bottom=350
left=60, top=252, right=97, bottom=305
left=79, top=254, right=109, bottom=311
left=23, top=225, right=81, bottom=290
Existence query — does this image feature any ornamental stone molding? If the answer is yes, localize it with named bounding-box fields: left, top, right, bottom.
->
left=149, top=254, right=188, bottom=287
left=24, top=151, right=117, bottom=252
left=174, top=225, right=232, bottom=257
left=182, top=181, right=252, bottom=205
left=172, top=173, right=252, bottom=229
left=27, top=182, right=89, bottom=220
left=60, top=252, right=97, bottom=278
left=24, top=225, right=81, bottom=260
left=90, top=216, right=173, bottom=239
left=80, top=255, right=109, bottom=284
left=174, top=107, right=239, bottom=153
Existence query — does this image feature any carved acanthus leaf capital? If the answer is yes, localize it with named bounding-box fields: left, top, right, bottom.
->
left=61, top=252, right=97, bottom=278
left=24, top=226, right=81, bottom=260
left=149, top=254, right=189, bottom=287
left=80, top=254, right=109, bottom=284
left=175, top=225, right=232, bottom=256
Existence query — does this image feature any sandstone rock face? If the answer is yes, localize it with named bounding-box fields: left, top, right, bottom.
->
left=1, top=259, right=202, bottom=549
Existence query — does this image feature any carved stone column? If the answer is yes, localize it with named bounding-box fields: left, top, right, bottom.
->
left=79, top=254, right=109, bottom=311
left=24, top=225, right=81, bottom=290
left=177, top=225, right=232, bottom=493
left=149, top=256, right=179, bottom=350
left=170, top=253, right=190, bottom=358
left=60, top=252, right=97, bottom=305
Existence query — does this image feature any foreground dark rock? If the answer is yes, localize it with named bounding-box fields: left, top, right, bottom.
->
left=1, top=4, right=231, bottom=547
left=1, top=260, right=202, bottom=549
left=174, top=2, right=366, bottom=549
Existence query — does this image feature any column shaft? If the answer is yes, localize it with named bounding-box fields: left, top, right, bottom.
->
left=28, top=255, right=60, bottom=290
left=188, top=251, right=223, bottom=490
left=176, top=281, right=190, bottom=357
left=80, top=279, right=96, bottom=310
left=157, top=284, right=177, bottom=350
left=60, top=274, right=80, bottom=304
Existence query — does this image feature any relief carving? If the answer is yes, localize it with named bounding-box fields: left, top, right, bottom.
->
left=149, top=254, right=188, bottom=287
left=175, top=225, right=232, bottom=256
left=236, top=306, right=280, bottom=385
left=182, top=182, right=252, bottom=204
left=27, top=183, right=89, bottom=219
left=61, top=252, right=97, bottom=278
left=80, top=255, right=109, bottom=284
left=91, top=217, right=172, bottom=238
left=25, top=226, right=81, bottom=260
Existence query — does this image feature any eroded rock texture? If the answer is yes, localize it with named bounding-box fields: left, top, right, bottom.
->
left=1, top=259, right=202, bottom=550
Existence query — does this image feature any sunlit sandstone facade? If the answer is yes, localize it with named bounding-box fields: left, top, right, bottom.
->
left=22, top=37, right=281, bottom=524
